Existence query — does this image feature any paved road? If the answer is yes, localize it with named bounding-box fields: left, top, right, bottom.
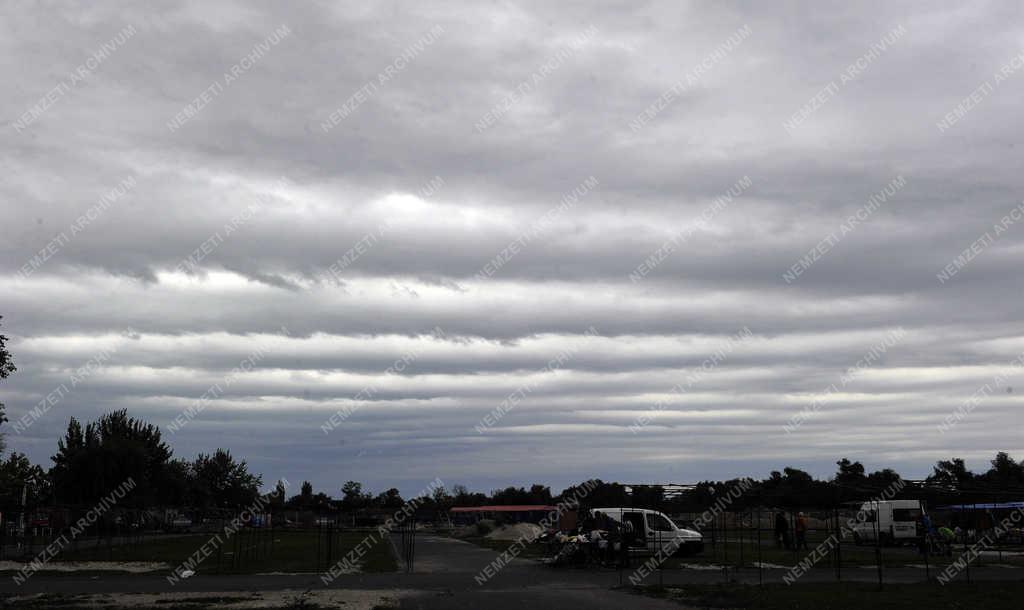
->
left=3, top=534, right=1024, bottom=608
left=389, top=535, right=676, bottom=608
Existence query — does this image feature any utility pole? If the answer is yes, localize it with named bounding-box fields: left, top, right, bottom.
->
left=19, top=484, right=28, bottom=534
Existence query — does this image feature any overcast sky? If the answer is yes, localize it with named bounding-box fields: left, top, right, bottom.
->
left=3, top=1, right=1024, bottom=497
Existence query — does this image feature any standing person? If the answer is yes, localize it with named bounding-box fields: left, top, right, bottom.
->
left=592, top=511, right=610, bottom=566
left=620, top=517, right=633, bottom=568
left=580, top=511, right=597, bottom=535
left=917, top=514, right=927, bottom=554
left=604, top=515, right=621, bottom=566
left=795, top=512, right=808, bottom=550
left=919, top=513, right=935, bottom=554
left=938, top=525, right=956, bottom=556
left=774, top=512, right=788, bottom=549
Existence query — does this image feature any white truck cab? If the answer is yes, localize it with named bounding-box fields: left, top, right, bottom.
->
left=590, top=507, right=704, bottom=556
left=850, top=499, right=923, bottom=545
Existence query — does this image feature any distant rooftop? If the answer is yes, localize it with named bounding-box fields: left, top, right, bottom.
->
left=449, top=505, right=556, bottom=513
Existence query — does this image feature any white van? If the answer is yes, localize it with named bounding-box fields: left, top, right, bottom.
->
left=849, top=500, right=923, bottom=545
left=590, top=507, right=704, bottom=556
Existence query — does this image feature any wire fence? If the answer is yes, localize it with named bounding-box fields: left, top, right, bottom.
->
left=0, top=506, right=429, bottom=575
left=597, top=482, right=1024, bottom=587
left=5, top=480, right=1024, bottom=586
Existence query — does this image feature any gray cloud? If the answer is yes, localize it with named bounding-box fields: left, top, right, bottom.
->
left=2, top=1, right=1024, bottom=496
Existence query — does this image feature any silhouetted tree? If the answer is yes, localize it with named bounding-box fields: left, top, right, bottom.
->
left=560, top=479, right=628, bottom=510
left=341, top=481, right=368, bottom=511
left=528, top=484, right=553, bottom=504
left=983, top=451, right=1024, bottom=487
left=451, top=484, right=487, bottom=507
left=0, top=452, right=48, bottom=506
left=192, top=449, right=262, bottom=509
left=490, top=486, right=531, bottom=504
left=0, top=316, right=16, bottom=453
left=50, top=418, right=87, bottom=503
left=161, top=458, right=193, bottom=506
left=431, top=484, right=453, bottom=510
left=865, top=468, right=903, bottom=491
left=311, top=492, right=333, bottom=511
left=631, top=485, right=665, bottom=508
left=270, top=480, right=287, bottom=510
left=375, top=487, right=404, bottom=509
left=754, top=466, right=837, bottom=506
left=50, top=410, right=171, bottom=506
left=927, top=458, right=974, bottom=490
left=834, top=458, right=866, bottom=486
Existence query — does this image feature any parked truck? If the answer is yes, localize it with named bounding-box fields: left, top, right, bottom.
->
left=849, top=499, right=924, bottom=545
left=590, top=507, right=704, bottom=556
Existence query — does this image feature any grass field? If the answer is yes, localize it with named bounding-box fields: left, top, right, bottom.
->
left=44, top=529, right=397, bottom=574
left=631, top=581, right=1024, bottom=609
left=454, top=532, right=892, bottom=567
left=458, top=532, right=1024, bottom=574
left=669, top=539, right=898, bottom=569
left=3, top=590, right=402, bottom=610
left=665, top=537, right=1024, bottom=570
left=4, top=595, right=256, bottom=610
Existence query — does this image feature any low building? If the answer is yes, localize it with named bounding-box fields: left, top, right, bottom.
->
left=449, top=505, right=556, bottom=526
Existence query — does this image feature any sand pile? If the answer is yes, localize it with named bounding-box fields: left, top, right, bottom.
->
left=484, top=522, right=543, bottom=541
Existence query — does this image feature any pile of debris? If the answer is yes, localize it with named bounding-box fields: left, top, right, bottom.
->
left=485, top=523, right=544, bottom=542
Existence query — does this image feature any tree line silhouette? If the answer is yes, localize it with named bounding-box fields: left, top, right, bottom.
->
left=4, top=404, right=1023, bottom=515
left=3, top=317, right=1024, bottom=514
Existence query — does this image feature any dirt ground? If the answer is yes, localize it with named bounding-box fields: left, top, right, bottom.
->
left=5, top=534, right=1024, bottom=609
left=4, top=589, right=414, bottom=609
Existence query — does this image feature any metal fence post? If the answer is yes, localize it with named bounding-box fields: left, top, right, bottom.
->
left=756, top=505, right=763, bottom=587
left=923, top=526, right=930, bottom=582
left=790, top=510, right=797, bottom=563
left=710, top=510, right=717, bottom=561
left=234, top=525, right=241, bottom=570
left=962, top=504, right=970, bottom=584
left=658, top=524, right=663, bottom=588
left=403, top=517, right=411, bottom=573
left=834, top=506, right=842, bottom=581
left=739, top=510, right=744, bottom=569
left=874, top=501, right=883, bottom=589
left=972, top=501, right=980, bottom=567
left=723, top=511, right=729, bottom=566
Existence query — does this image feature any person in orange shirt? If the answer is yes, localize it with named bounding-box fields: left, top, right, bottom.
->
left=795, top=512, right=808, bottom=549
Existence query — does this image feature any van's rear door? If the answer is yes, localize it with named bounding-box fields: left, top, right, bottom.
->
left=622, top=512, right=646, bottom=550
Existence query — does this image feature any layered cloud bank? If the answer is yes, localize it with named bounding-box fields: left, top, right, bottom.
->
left=2, top=2, right=1023, bottom=495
